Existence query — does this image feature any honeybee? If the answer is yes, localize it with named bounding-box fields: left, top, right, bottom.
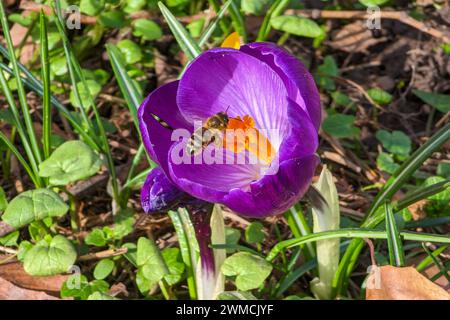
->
left=186, top=110, right=230, bottom=156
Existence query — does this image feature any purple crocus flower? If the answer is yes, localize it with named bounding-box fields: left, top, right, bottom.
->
left=139, top=42, right=320, bottom=218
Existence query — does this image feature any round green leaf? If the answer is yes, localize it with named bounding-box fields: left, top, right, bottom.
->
left=24, top=235, right=77, bottom=276
left=270, top=15, right=323, bottom=38
left=117, top=39, right=143, bottom=64
left=93, top=259, right=115, bottom=280
left=0, top=186, right=7, bottom=212
left=69, top=80, right=102, bottom=110
left=375, top=130, right=411, bottom=157
left=245, top=222, right=264, bottom=244
left=322, top=114, right=360, bottom=138
left=137, top=237, right=169, bottom=286
left=38, top=140, right=102, bottom=186
left=2, top=189, right=68, bottom=229
left=359, top=0, right=389, bottom=6
left=367, top=88, right=392, bottom=105
left=99, top=11, right=127, bottom=29
left=221, top=252, right=272, bottom=291
left=423, top=176, right=450, bottom=201
left=85, top=228, right=107, bottom=247
left=80, top=0, right=105, bottom=16
left=377, top=152, right=400, bottom=174
left=133, top=19, right=163, bottom=41
left=162, top=247, right=185, bottom=286
left=413, top=90, right=450, bottom=113
left=241, top=0, right=271, bottom=16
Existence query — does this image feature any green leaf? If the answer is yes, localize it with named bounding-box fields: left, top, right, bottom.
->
left=245, top=222, right=264, bottom=244
left=0, top=230, right=19, bottom=246
left=133, top=19, right=163, bottom=41
left=2, top=189, right=68, bottom=229
left=122, top=242, right=137, bottom=267
left=50, top=55, right=68, bottom=77
left=413, top=90, right=450, bottom=113
left=242, top=0, right=271, bottom=16
left=112, top=209, right=135, bottom=240
left=368, top=88, right=392, bottom=105
left=61, top=274, right=110, bottom=300
left=80, top=0, right=105, bottom=16
left=38, top=140, right=102, bottom=186
left=69, top=80, right=102, bottom=110
left=377, top=152, right=400, bottom=174
left=225, top=227, right=241, bottom=254
left=376, top=130, right=412, bottom=157
left=93, top=259, right=115, bottom=280
left=437, top=163, right=450, bottom=179
left=87, top=292, right=119, bottom=300
left=158, top=2, right=202, bottom=61
left=322, top=114, right=359, bottom=138
left=0, top=186, right=7, bottom=212
left=137, top=237, right=169, bottom=287
left=17, top=240, right=33, bottom=261
left=271, top=15, right=323, bottom=38
left=186, top=18, right=205, bottom=38
left=315, top=56, right=338, bottom=91
left=117, top=39, right=143, bottom=64
left=85, top=228, right=107, bottom=247
left=331, top=91, right=352, bottom=107
left=218, top=291, right=258, bottom=300
left=8, top=13, right=33, bottom=27
left=423, top=176, right=450, bottom=201
left=359, top=0, right=390, bottom=6
left=99, top=11, right=127, bottom=28
left=385, top=203, right=405, bottom=267
left=24, top=235, right=77, bottom=276
left=124, top=0, right=147, bottom=13
left=221, top=252, right=272, bottom=291
left=162, top=247, right=185, bottom=285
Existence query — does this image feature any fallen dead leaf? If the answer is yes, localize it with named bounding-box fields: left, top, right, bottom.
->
left=330, top=20, right=387, bottom=53
left=0, top=277, right=60, bottom=300
left=0, top=261, right=68, bottom=294
left=366, top=265, right=450, bottom=300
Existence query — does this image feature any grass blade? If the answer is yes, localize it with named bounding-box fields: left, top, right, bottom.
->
left=335, top=121, right=450, bottom=296
left=0, top=0, right=42, bottom=164
left=366, top=122, right=450, bottom=219
left=198, top=0, right=233, bottom=47
left=169, top=208, right=200, bottom=300
left=385, top=203, right=405, bottom=267
left=395, top=179, right=450, bottom=210
left=39, top=12, right=51, bottom=159
left=158, top=2, right=202, bottom=61
left=0, top=132, right=39, bottom=187
left=106, top=44, right=143, bottom=131
left=227, top=0, right=247, bottom=43
left=256, top=0, right=290, bottom=41
left=0, top=65, right=42, bottom=187
left=53, top=0, right=120, bottom=203
left=267, top=228, right=450, bottom=262
left=0, top=59, right=99, bottom=152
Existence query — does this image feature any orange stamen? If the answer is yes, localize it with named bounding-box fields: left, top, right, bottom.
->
left=223, top=115, right=275, bottom=165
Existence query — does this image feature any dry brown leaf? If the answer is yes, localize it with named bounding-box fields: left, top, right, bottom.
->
left=330, top=21, right=386, bottom=53
left=0, top=261, right=68, bottom=294
left=0, top=277, right=60, bottom=300
left=366, top=265, right=450, bottom=300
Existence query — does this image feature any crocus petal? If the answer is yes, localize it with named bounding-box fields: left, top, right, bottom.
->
left=168, top=143, right=261, bottom=203
left=140, top=167, right=187, bottom=213
left=138, top=81, right=192, bottom=174
left=278, top=98, right=319, bottom=163
left=240, top=42, right=321, bottom=130
left=177, top=48, right=290, bottom=144
left=223, top=154, right=320, bottom=218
